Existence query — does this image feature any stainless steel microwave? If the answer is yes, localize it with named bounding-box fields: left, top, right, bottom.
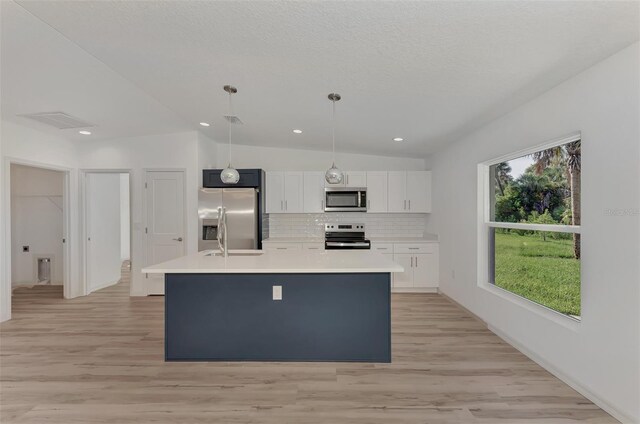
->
left=324, top=187, right=367, bottom=212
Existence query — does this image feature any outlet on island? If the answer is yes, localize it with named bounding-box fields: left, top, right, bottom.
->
left=272, top=285, right=282, bottom=300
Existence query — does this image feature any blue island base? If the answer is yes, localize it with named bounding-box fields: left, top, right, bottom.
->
left=165, top=272, right=391, bottom=362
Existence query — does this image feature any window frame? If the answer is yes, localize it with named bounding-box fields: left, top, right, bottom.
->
left=477, top=131, right=582, bottom=327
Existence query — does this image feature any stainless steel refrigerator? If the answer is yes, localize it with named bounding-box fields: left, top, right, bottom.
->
left=198, top=188, right=258, bottom=251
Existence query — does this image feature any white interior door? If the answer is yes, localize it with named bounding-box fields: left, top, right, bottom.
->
left=145, top=170, right=185, bottom=295
left=86, top=173, right=123, bottom=293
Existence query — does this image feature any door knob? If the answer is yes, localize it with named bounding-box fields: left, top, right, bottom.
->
left=173, top=237, right=183, bottom=242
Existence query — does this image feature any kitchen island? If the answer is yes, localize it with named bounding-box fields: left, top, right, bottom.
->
left=142, top=250, right=403, bottom=363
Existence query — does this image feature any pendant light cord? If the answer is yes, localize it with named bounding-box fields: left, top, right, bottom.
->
left=331, top=98, right=336, bottom=166
left=228, top=91, right=232, bottom=166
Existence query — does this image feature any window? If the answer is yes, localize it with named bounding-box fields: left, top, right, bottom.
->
left=480, top=134, right=581, bottom=319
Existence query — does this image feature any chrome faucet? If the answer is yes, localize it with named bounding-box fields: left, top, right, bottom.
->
left=217, top=206, right=228, bottom=257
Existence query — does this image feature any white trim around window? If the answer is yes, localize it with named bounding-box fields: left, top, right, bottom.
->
left=477, top=131, right=582, bottom=326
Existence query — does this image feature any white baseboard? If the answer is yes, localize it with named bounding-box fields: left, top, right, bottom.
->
left=392, top=287, right=438, bottom=293
left=87, top=280, right=118, bottom=294
left=489, top=325, right=634, bottom=424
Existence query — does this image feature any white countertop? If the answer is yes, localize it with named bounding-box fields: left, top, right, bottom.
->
left=142, top=249, right=403, bottom=274
left=263, top=233, right=439, bottom=243
left=369, top=234, right=439, bottom=243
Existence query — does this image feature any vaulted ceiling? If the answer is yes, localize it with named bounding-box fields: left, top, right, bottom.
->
left=2, top=1, right=638, bottom=156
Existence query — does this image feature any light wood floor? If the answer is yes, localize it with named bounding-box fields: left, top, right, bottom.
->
left=1, top=270, right=615, bottom=423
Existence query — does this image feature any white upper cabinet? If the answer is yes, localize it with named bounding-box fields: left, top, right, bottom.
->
left=268, top=170, right=431, bottom=214
left=283, top=172, right=304, bottom=213
left=406, top=171, right=431, bottom=213
left=387, top=171, right=407, bottom=212
left=345, top=171, right=366, bottom=188
left=266, top=171, right=304, bottom=213
left=366, top=171, right=388, bottom=213
left=266, top=171, right=285, bottom=213
left=387, top=171, right=431, bottom=213
left=323, top=171, right=366, bottom=188
left=303, top=172, right=326, bottom=213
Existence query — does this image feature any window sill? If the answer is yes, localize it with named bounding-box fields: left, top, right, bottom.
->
left=478, top=281, right=581, bottom=332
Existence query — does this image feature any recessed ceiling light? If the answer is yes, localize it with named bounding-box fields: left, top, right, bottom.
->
left=393, top=137, right=404, bottom=142
left=79, top=130, right=91, bottom=135
left=293, top=129, right=303, bottom=134
left=200, top=122, right=210, bottom=127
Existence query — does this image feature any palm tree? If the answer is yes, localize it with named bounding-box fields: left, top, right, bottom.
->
left=494, top=162, right=512, bottom=195
left=530, top=140, right=581, bottom=259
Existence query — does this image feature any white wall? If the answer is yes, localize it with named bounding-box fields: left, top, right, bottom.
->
left=120, top=173, right=130, bottom=261
left=426, top=43, right=639, bottom=422
left=217, top=143, right=426, bottom=171
left=10, top=165, right=64, bottom=285
left=76, top=131, right=199, bottom=296
left=86, top=173, right=122, bottom=292
left=197, top=132, right=217, bottom=186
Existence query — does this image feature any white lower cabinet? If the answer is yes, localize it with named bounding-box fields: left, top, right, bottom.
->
left=392, top=254, right=414, bottom=288
left=302, top=242, right=324, bottom=251
left=262, top=241, right=303, bottom=251
left=411, top=252, right=439, bottom=288
left=372, top=241, right=439, bottom=291
left=263, top=240, right=438, bottom=291
left=262, top=241, right=324, bottom=251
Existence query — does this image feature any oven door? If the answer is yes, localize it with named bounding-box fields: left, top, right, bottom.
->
left=324, top=188, right=367, bottom=212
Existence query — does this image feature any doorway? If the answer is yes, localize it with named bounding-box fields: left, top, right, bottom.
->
left=144, top=169, right=186, bottom=295
left=9, top=163, right=69, bottom=305
left=83, top=171, right=131, bottom=294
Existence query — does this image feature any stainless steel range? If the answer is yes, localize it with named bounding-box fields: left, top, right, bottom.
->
left=324, top=223, right=371, bottom=250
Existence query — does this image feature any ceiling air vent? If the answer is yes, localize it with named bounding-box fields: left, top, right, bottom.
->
left=19, top=112, right=95, bottom=129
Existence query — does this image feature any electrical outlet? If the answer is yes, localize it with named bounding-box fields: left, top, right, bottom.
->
left=272, top=285, right=282, bottom=301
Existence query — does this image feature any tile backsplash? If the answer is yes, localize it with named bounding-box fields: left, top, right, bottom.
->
left=265, top=213, right=427, bottom=238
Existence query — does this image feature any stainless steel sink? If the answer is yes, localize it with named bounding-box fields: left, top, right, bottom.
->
left=205, top=251, right=264, bottom=257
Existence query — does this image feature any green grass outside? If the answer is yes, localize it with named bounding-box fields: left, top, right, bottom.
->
left=494, top=232, right=581, bottom=317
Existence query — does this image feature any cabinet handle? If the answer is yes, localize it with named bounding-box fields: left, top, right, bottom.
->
left=285, top=200, right=288, bottom=211
left=280, top=200, right=283, bottom=211
left=408, top=199, right=411, bottom=210
left=408, top=247, right=419, bottom=250
left=346, top=175, right=349, bottom=185
left=415, top=256, right=418, bottom=267
left=404, top=200, right=407, bottom=210
left=411, top=257, right=414, bottom=267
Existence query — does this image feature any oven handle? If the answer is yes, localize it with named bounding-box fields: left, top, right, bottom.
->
left=325, top=242, right=371, bottom=247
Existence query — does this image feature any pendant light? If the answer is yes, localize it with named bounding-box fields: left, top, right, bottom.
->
left=220, top=85, right=240, bottom=184
left=325, top=93, right=344, bottom=185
